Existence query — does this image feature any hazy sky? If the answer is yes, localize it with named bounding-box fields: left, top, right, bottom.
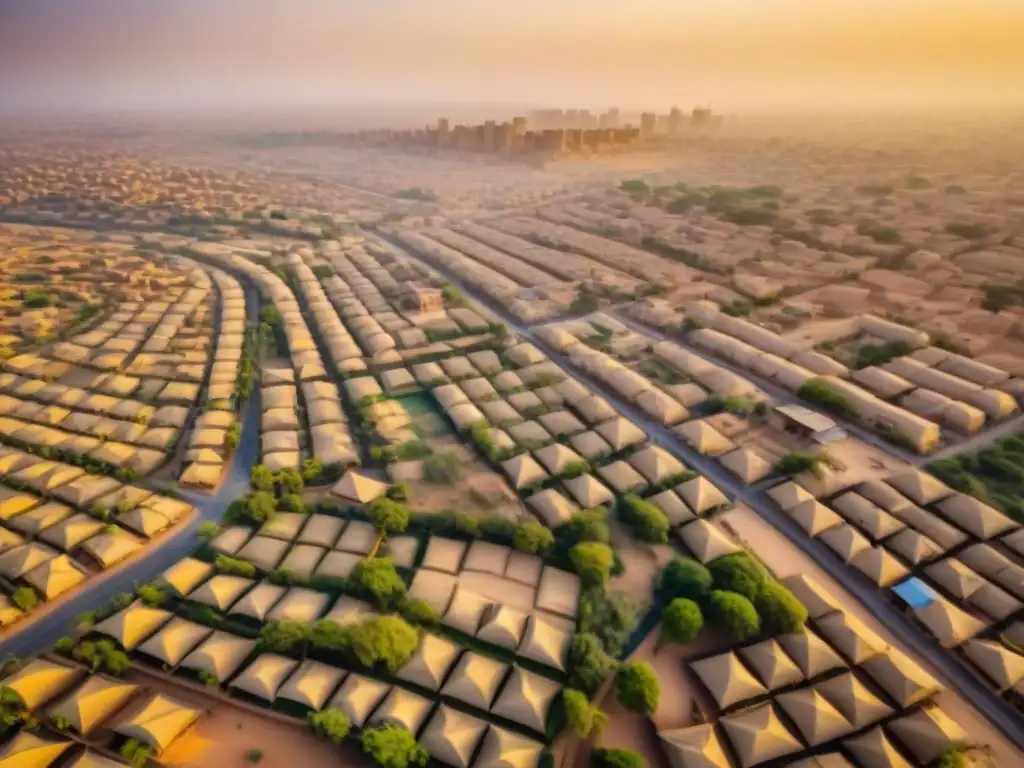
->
left=1, top=0, right=1022, bottom=114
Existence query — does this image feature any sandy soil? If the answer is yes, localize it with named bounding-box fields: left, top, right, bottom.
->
left=719, top=505, right=1012, bottom=767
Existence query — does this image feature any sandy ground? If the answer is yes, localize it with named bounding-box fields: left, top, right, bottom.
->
left=719, top=505, right=1011, bottom=767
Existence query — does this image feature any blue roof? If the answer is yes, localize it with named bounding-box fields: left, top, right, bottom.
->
left=892, top=577, right=938, bottom=610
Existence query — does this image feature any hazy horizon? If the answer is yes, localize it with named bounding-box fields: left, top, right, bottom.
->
left=1, top=0, right=1023, bottom=117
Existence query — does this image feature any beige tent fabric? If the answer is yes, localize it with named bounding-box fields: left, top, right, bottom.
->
left=720, top=703, right=801, bottom=768
left=785, top=500, right=843, bottom=537
left=277, top=660, right=345, bottom=710
left=737, top=640, right=803, bottom=691
left=0, top=542, right=59, bottom=579
left=48, top=674, right=138, bottom=734
left=518, top=615, right=570, bottom=672
left=935, top=493, right=1017, bottom=540
left=536, top=567, right=580, bottom=618
left=259, top=512, right=307, bottom=541
left=477, top=605, right=529, bottom=651
left=0, top=730, right=73, bottom=768
left=679, top=520, right=740, bottom=564
left=24, top=554, right=88, bottom=599
left=93, top=602, right=173, bottom=650
left=236, top=535, right=289, bottom=571
left=208, top=525, right=253, bottom=555
left=885, top=470, right=952, bottom=506
left=267, top=587, right=330, bottom=623
left=647, top=490, right=695, bottom=527
left=443, top=588, right=491, bottom=636
left=526, top=489, right=579, bottom=528
left=7, top=502, right=73, bottom=537
left=815, top=671, right=892, bottom=729
left=335, top=520, right=378, bottom=555
left=913, top=597, right=985, bottom=648
left=490, top=666, right=560, bottom=733
left=422, top=537, right=469, bottom=574
left=180, top=631, right=257, bottom=682
left=675, top=477, right=728, bottom=515
left=818, top=524, right=872, bottom=564
left=775, top=687, right=854, bottom=746
left=690, top=652, right=767, bottom=709
left=658, top=724, right=731, bottom=768
left=39, top=514, right=105, bottom=552
left=409, top=569, right=458, bottom=615
left=229, top=582, right=287, bottom=621
left=332, top=470, right=390, bottom=504
left=674, top=421, right=734, bottom=456
left=0, top=658, right=79, bottom=710
left=595, top=417, right=646, bottom=451
left=328, top=673, right=391, bottom=728
left=767, top=480, right=820, bottom=512
left=849, top=546, right=910, bottom=587
left=188, top=575, right=254, bottom=612
left=718, top=448, right=771, bottom=485
left=369, top=687, right=433, bottom=734
left=778, top=631, right=847, bottom=678
left=887, top=706, right=969, bottom=765
left=831, top=492, right=906, bottom=541
left=159, top=557, right=214, bottom=595
left=137, top=618, right=213, bottom=666
left=397, top=633, right=461, bottom=692
left=814, top=613, right=888, bottom=665
left=596, top=461, right=648, bottom=494
left=463, top=541, right=512, bottom=577
left=843, top=726, right=914, bottom=768
left=475, top=726, right=544, bottom=768
left=230, top=654, right=299, bottom=701
left=114, top=692, right=201, bottom=752
left=962, top=639, right=1024, bottom=691
left=630, top=445, right=687, bottom=484
left=885, top=528, right=942, bottom=566
left=441, top=651, right=508, bottom=711
left=81, top=530, right=143, bottom=569
left=420, top=705, right=489, bottom=768
left=860, top=649, right=942, bottom=708
left=923, top=558, right=986, bottom=601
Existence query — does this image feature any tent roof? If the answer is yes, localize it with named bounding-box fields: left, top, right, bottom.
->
left=815, top=671, right=892, bottom=729
left=886, top=706, right=968, bottom=766
left=518, top=615, right=570, bottom=672
left=48, top=675, right=139, bottom=734
left=786, top=499, right=843, bottom=537
left=369, top=687, right=433, bottom=734
left=0, top=731, right=72, bottom=768
left=477, top=604, right=529, bottom=651
left=24, top=554, right=88, bottom=600
left=675, top=477, right=728, bottom=515
left=850, top=546, right=909, bottom=587
left=490, top=666, right=560, bottom=733
left=658, top=724, right=731, bottom=768
left=690, top=652, right=767, bottom=709
left=775, top=687, right=854, bottom=746
left=885, top=470, right=951, bottom=506
left=441, top=651, right=508, bottom=711
left=962, top=639, right=1024, bottom=690
left=674, top=421, right=734, bottom=456
left=327, top=673, right=391, bottom=728
left=913, top=597, right=984, bottom=648
left=114, top=691, right=202, bottom=752
left=277, top=660, right=346, bottom=710
left=814, top=613, right=888, bottom=665
left=678, top=520, right=739, bottom=563
left=630, top=445, right=686, bottom=484
left=159, top=557, right=214, bottom=595
left=331, top=470, right=389, bottom=504
left=737, top=639, right=803, bottom=690
left=502, top=455, right=549, bottom=489
left=93, top=601, right=173, bottom=650
left=137, top=617, right=213, bottom=666
left=396, top=633, right=461, bottom=691
left=180, top=631, right=257, bottom=682
left=475, top=726, right=544, bottom=768
left=595, top=417, right=646, bottom=451
left=718, top=448, right=771, bottom=484
left=720, top=703, right=802, bottom=768
left=860, top=649, right=942, bottom=708
left=420, top=705, right=489, bottom=768
left=443, top=588, right=491, bottom=636
left=526, top=488, right=578, bottom=528
left=778, top=631, right=847, bottom=678
left=562, top=474, right=615, bottom=509
left=1, top=659, right=78, bottom=711
left=230, top=654, right=299, bottom=701
left=843, top=727, right=914, bottom=768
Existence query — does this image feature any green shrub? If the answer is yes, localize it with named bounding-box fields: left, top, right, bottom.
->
left=798, top=378, right=855, bottom=419
left=578, top=590, right=639, bottom=658
left=258, top=619, right=311, bottom=653
left=423, top=452, right=461, bottom=483
left=361, top=723, right=429, bottom=768
left=754, top=582, right=808, bottom=635
left=591, top=748, right=645, bottom=768
left=658, top=557, right=712, bottom=601
left=308, top=708, right=352, bottom=743
left=660, top=598, right=703, bottom=647
left=244, top=492, right=277, bottom=524
left=615, top=662, right=660, bottom=714
left=399, top=597, right=437, bottom=627
left=513, top=520, right=554, bottom=554
left=707, top=590, right=760, bottom=641
left=120, top=739, right=153, bottom=767
left=563, top=689, right=608, bottom=739
left=774, top=452, right=820, bottom=477
left=278, top=493, right=305, bottom=513
left=349, top=557, right=407, bottom=609
left=301, top=457, right=323, bottom=482
left=618, top=494, right=670, bottom=543
left=214, top=554, right=256, bottom=578
left=368, top=498, right=410, bottom=536
left=570, top=542, right=615, bottom=587
left=708, top=553, right=769, bottom=602
left=11, top=587, right=38, bottom=612
left=567, top=633, right=618, bottom=696
left=250, top=464, right=275, bottom=491
left=198, top=521, right=221, bottom=541
left=137, top=583, right=168, bottom=608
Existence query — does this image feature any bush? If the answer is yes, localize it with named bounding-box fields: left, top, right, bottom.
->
left=423, top=452, right=461, bottom=483
left=245, top=749, right=264, bottom=764
left=570, top=542, right=615, bottom=587
left=245, top=492, right=277, bottom=524
left=278, top=493, right=305, bottom=513
left=137, top=583, right=168, bottom=608
left=567, top=633, right=618, bottom=696
left=798, top=379, right=855, bottom=419
left=563, top=689, right=608, bottom=739
left=618, top=494, right=670, bottom=543
left=615, top=662, right=660, bottom=714
left=708, top=553, right=769, bottom=602
left=72, top=639, right=131, bottom=676
left=11, top=587, right=38, bottom=612
left=707, top=590, right=760, bottom=641
left=563, top=507, right=610, bottom=545
left=120, top=739, right=153, bottom=767
left=774, top=452, right=820, bottom=477
left=259, top=619, right=311, bottom=653
left=215, top=554, right=256, bottom=578
left=278, top=468, right=304, bottom=495
left=592, top=748, right=645, bottom=768
left=658, top=557, right=712, bottom=601
left=342, top=615, right=421, bottom=672
left=349, top=557, right=407, bottom=609
left=578, top=590, right=639, bottom=657
left=368, top=497, right=410, bottom=536
left=301, top=457, right=323, bottom=482
left=946, top=221, right=989, bottom=240
left=361, top=723, right=429, bottom=768
left=399, top=597, right=437, bottom=627
left=661, top=598, right=703, bottom=647
left=308, top=708, right=352, bottom=743
left=932, top=747, right=966, bottom=768
left=513, top=520, right=554, bottom=554
left=754, top=582, right=808, bottom=635
left=198, top=522, right=220, bottom=541
left=251, top=464, right=275, bottom=491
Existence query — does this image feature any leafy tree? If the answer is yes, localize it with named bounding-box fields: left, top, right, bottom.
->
left=361, top=723, right=429, bottom=768
left=707, top=590, right=760, bottom=641
left=513, top=520, right=554, bottom=554
left=258, top=619, right=311, bottom=653
left=619, top=494, right=670, bottom=543
left=349, top=557, right=407, bottom=609
left=592, top=748, right=645, bottom=768
left=754, top=582, right=808, bottom=635
left=278, top=467, right=304, bottom=495
left=932, top=746, right=966, bottom=768
left=250, top=465, right=275, bottom=491
left=301, top=457, right=323, bottom=482
left=245, top=492, right=277, bottom=524
left=708, top=553, right=769, bottom=602
left=578, top=590, right=639, bottom=657
left=120, top=739, right=152, bottom=767
left=259, top=305, right=283, bottom=326
left=11, top=587, right=38, bottom=612
left=54, top=636, right=74, bottom=653
left=660, top=598, right=703, bottom=647
left=658, top=557, right=712, bottom=601
left=563, top=689, right=608, bottom=739
left=137, top=583, right=168, bottom=608
left=198, top=522, right=220, bottom=541
left=564, top=507, right=610, bottom=545
left=215, top=554, right=256, bottom=578
left=798, top=379, right=855, bottom=419
left=245, top=749, right=263, bottom=764
left=423, top=452, right=461, bottom=484
left=0, top=687, right=27, bottom=727
left=615, top=662, right=660, bottom=714
left=344, top=615, right=421, bottom=672
left=368, top=497, right=410, bottom=536
left=198, top=670, right=220, bottom=688
left=774, top=452, right=820, bottom=477
left=277, top=494, right=305, bottom=514
left=567, top=633, right=617, bottom=696
left=399, top=597, right=437, bottom=626
left=308, top=708, right=352, bottom=743
left=570, top=542, right=614, bottom=587
left=224, top=423, right=241, bottom=453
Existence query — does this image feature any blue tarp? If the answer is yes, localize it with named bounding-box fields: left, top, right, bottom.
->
left=892, top=577, right=938, bottom=609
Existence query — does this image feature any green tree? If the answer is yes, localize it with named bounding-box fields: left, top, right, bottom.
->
left=120, top=739, right=152, bottom=768
left=592, top=748, right=646, bottom=768
left=250, top=464, right=275, bottom=491
left=563, top=689, right=608, bottom=739
left=301, top=457, right=323, bottom=482
left=567, top=633, right=617, bottom=696
left=798, top=379, right=855, bottom=419
left=198, top=522, right=221, bottom=541
left=754, top=582, right=808, bottom=635
left=11, top=587, right=38, bottom=612
left=308, top=708, right=352, bottom=743
left=399, top=597, right=437, bottom=626
left=565, top=507, right=611, bottom=545
left=619, top=494, right=670, bottom=543
left=932, top=747, right=966, bottom=768
left=137, top=583, right=168, bottom=608
left=660, top=598, right=703, bottom=648
left=774, top=452, right=820, bottom=477
left=259, top=305, right=283, bottom=326
left=259, top=619, right=311, bottom=653
left=368, top=498, right=410, bottom=536
left=349, top=557, right=407, bottom=609
left=245, top=492, right=277, bottom=524
left=224, top=423, right=241, bottom=453
left=423, top=452, right=461, bottom=483
left=215, top=554, right=256, bottom=578
left=0, top=687, right=26, bottom=727
left=579, top=590, right=638, bottom=657
left=615, top=662, right=660, bottom=714
left=361, top=724, right=429, bottom=768
left=658, top=557, right=712, bottom=601
left=707, top=590, right=760, bottom=641
left=513, top=520, right=554, bottom=554
left=708, top=553, right=769, bottom=602
left=278, top=467, right=304, bottom=495
left=570, top=542, right=615, bottom=587
left=344, top=615, right=421, bottom=672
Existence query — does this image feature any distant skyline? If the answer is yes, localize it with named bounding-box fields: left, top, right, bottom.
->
left=1, top=0, right=1023, bottom=116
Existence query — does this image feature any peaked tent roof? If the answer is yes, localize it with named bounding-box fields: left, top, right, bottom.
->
left=814, top=671, right=892, bottom=729
left=658, top=724, right=731, bottom=768
left=775, top=687, right=855, bottom=746
left=331, top=470, right=390, bottom=504
left=113, top=691, right=202, bottom=752
left=1, top=658, right=79, bottom=710
left=843, top=727, right=914, bottom=768
left=47, top=675, right=139, bottom=734
left=962, top=639, right=1024, bottom=690
left=474, top=726, right=544, bottom=768
left=737, top=639, right=804, bottom=690
left=690, top=652, right=767, bottom=709
left=0, top=731, right=72, bottom=768
left=419, top=705, right=489, bottom=768
left=886, top=706, right=969, bottom=766
left=720, top=703, right=802, bottom=768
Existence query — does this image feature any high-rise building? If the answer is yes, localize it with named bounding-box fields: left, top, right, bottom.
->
left=437, top=118, right=450, bottom=148
left=483, top=120, right=496, bottom=153
left=640, top=112, right=656, bottom=139
left=667, top=107, right=683, bottom=137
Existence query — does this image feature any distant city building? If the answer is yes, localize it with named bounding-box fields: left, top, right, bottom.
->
left=640, top=112, right=656, bottom=139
